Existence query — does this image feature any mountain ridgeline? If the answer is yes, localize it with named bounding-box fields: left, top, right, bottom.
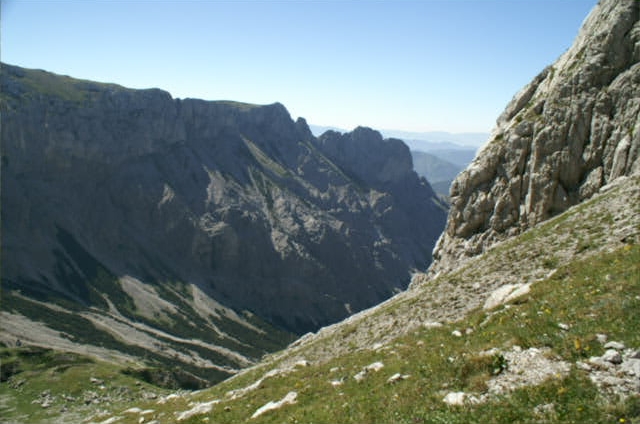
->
left=0, top=63, right=447, bottom=380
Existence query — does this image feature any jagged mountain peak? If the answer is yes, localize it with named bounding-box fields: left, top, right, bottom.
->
left=315, top=126, right=416, bottom=187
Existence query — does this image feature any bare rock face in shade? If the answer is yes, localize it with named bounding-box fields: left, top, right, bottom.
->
left=0, top=62, right=447, bottom=361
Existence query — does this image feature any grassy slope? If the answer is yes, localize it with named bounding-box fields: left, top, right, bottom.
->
left=129, top=176, right=640, bottom=424
left=0, top=347, right=174, bottom=424
left=172, top=244, right=639, bottom=424
left=1, top=176, right=638, bottom=423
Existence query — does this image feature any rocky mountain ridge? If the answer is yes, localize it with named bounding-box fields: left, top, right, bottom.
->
left=0, top=63, right=446, bottom=381
left=430, top=0, right=640, bottom=275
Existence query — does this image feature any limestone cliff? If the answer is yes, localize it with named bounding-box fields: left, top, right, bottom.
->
left=430, top=0, right=640, bottom=274
left=0, top=62, right=446, bottom=361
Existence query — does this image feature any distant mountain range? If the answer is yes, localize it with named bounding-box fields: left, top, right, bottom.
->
left=411, top=151, right=463, bottom=197
left=309, top=125, right=482, bottom=197
left=309, top=125, right=489, bottom=149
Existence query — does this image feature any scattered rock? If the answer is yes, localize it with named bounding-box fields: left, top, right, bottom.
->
left=330, top=379, right=344, bottom=387
left=575, top=361, right=592, bottom=372
left=226, top=378, right=264, bottom=400
left=264, top=368, right=287, bottom=379
left=97, top=417, right=122, bottom=424
left=353, top=361, right=385, bottom=382
left=156, top=393, right=181, bottom=404
left=175, top=400, right=220, bottom=421
left=451, top=330, right=462, bottom=337
left=90, top=377, right=105, bottom=385
left=142, top=392, right=157, bottom=400
left=484, top=284, right=530, bottom=310
left=533, top=403, right=557, bottom=419
left=587, top=356, right=613, bottom=370
left=558, top=323, right=570, bottom=331
left=62, top=394, right=76, bottom=402
left=620, top=358, right=640, bottom=377
left=504, top=283, right=531, bottom=303
left=486, top=347, right=570, bottom=395
left=602, top=349, right=623, bottom=364
left=32, top=390, right=56, bottom=409
left=353, top=371, right=367, bottom=382
left=423, top=321, right=443, bottom=329
left=604, top=341, right=625, bottom=350
left=596, top=334, right=608, bottom=344
left=589, top=374, right=633, bottom=391
left=583, top=343, right=640, bottom=397
left=443, top=392, right=466, bottom=406
left=387, top=373, right=410, bottom=384
left=251, top=391, right=297, bottom=419
left=365, top=362, right=384, bottom=372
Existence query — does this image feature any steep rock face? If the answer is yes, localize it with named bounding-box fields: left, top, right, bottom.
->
left=316, top=127, right=413, bottom=185
left=430, top=0, right=640, bottom=274
left=1, top=63, right=446, bottom=345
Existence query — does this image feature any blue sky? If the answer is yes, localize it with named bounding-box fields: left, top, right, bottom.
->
left=2, top=0, right=597, bottom=134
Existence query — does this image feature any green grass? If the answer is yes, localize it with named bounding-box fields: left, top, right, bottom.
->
left=82, top=242, right=637, bottom=424
left=1, top=64, right=130, bottom=104
left=0, top=347, right=170, bottom=423
left=213, top=100, right=263, bottom=111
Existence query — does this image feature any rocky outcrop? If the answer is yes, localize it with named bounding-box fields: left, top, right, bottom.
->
left=0, top=62, right=446, bottom=355
left=431, top=0, right=640, bottom=274
left=315, top=127, right=413, bottom=186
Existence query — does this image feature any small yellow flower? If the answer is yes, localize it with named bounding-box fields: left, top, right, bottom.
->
left=619, top=418, right=626, bottom=423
